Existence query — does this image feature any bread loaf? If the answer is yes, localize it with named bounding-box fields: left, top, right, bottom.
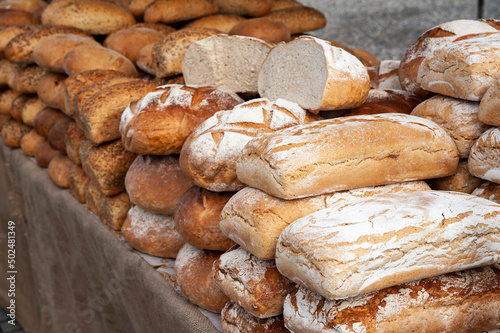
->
left=179, top=98, right=320, bottom=192
left=284, top=265, right=500, bottom=333
left=276, top=190, right=500, bottom=299
left=184, top=14, right=245, bottom=33
left=468, top=127, right=500, bottom=183
left=64, top=121, right=85, bottom=165
left=213, top=0, right=271, bottom=17
left=377, top=60, right=402, bottom=90
left=124, top=154, right=194, bottom=215
left=10, top=94, right=30, bottom=121
left=134, top=43, right=156, bottom=76
left=426, top=160, right=484, bottom=194
left=478, top=84, right=500, bottom=126
left=220, top=181, right=431, bottom=260
left=182, top=34, right=273, bottom=94
left=121, top=205, right=186, bottom=258
left=34, top=140, right=58, bottom=168
left=270, top=0, right=302, bottom=11
left=174, top=186, right=235, bottom=251
left=103, top=27, right=165, bottom=63
left=0, top=89, right=21, bottom=115
left=174, top=243, right=230, bottom=313
left=221, top=301, right=289, bottom=333
left=472, top=181, right=500, bottom=204
left=258, top=36, right=370, bottom=113
left=144, top=0, right=218, bottom=24
left=37, top=71, right=67, bottom=111
left=341, top=89, right=422, bottom=117
left=68, top=163, right=88, bottom=203
left=21, top=96, right=45, bottom=127
left=85, top=182, right=131, bottom=230
left=236, top=113, right=459, bottom=199
left=120, top=84, right=243, bottom=155
left=33, top=107, right=66, bottom=137
left=48, top=116, right=72, bottom=152
left=47, top=153, right=71, bottom=188
left=128, top=0, right=155, bottom=19
left=261, top=6, right=326, bottom=35
left=1, top=118, right=30, bottom=147
left=0, top=114, right=10, bottom=130
left=0, top=10, right=39, bottom=27
left=0, top=25, right=37, bottom=58
left=20, top=128, right=45, bottom=156
left=417, top=32, right=500, bottom=101
left=213, top=245, right=296, bottom=318
left=0, top=0, right=46, bottom=14
left=79, top=139, right=137, bottom=196
left=10, top=63, right=47, bottom=93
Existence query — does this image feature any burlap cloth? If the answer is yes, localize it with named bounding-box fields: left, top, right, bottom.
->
left=0, top=141, right=219, bottom=333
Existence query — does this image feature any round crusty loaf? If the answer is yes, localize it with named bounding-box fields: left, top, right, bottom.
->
left=411, top=95, right=491, bottom=158
left=478, top=84, right=500, bottom=126
left=258, top=36, right=370, bottom=113
left=472, top=181, right=500, bottom=204
left=21, top=95, right=46, bottom=126
left=47, top=116, right=72, bottom=153
left=182, top=34, right=273, bottom=94
left=68, top=163, right=89, bottom=203
left=33, top=107, right=67, bottom=137
left=47, top=153, right=71, bottom=188
left=184, top=14, right=245, bottom=33
left=468, top=127, right=500, bottom=184
left=62, top=44, right=140, bottom=77
left=174, top=243, right=230, bottom=313
left=121, top=205, right=186, bottom=258
left=34, top=140, right=58, bottom=168
left=124, top=154, right=194, bottom=215
left=426, top=160, right=484, bottom=194
left=144, top=0, right=218, bottom=24
left=47, top=1, right=135, bottom=35
left=20, top=128, right=45, bottom=156
left=174, top=186, right=235, bottom=251
left=1, top=118, right=31, bottom=147
left=33, top=33, right=100, bottom=72
left=179, top=98, right=320, bottom=192
left=213, top=0, right=272, bottom=17
left=213, top=245, right=296, bottom=318
left=120, top=84, right=243, bottom=155
left=103, top=27, right=166, bottom=63
left=0, top=89, right=22, bottom=115
left=341, top=89, right=422, bottom=117
left=262, top=6, right=326, bottom=35
left=37, top=71, right=67, bottom=111
left=221, top=301, right=289, bottom=333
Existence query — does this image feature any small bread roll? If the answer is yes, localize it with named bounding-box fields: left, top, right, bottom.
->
left=128, top=0, right=155, bottom=19
left=184, top=14, right=245, bottom=33
left=21, top=95, right=45, bottom=126
left=144, top=0, right=218, bottom=25
left=37, top=71, right=67, bottom=111
left=10, top=93, right=30, bottom=121
left=0, top=25, right=38, bottom=58
left=124, top=155, right=194, bottom=215
left=85, top=182, right=131, bottom=230
left=33, top=107, right=66, bottom=137
left=174, top=243, right=230, bottom=313
left=47, top=153, right=71, bottom=188
left=34, top=140, right=58, bottom=168
left=229, top=18, right=291, bottom=44
left=1, top=118, right=30, bottom=147
left=121, top=205, right=186, bottom=258
left=68, top=163, right=89, bottom=203
left=20, top=128, right=45, bottom=156
left=134, top=43, right=156, bottom=76
left=103, top=27, right=165, bottom=63
left=262, top=6, right=326, bottom=35
left=0, top=114, right=11, bottom=130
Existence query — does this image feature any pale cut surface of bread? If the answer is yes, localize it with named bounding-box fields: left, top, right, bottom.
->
left=468, top=127, right=500, bottom=184
left=220, top=181, right=431, bottom=260
left=220, top=301, right=289, bottom=333
left=276, top=190, right=500, bottom=300
left=410, top=95, right=491, bottom=158
left=417, top=32, right=500, bottom=101
left=284, top=265, right=500, bottom=333
left=236, top=113, right=459, bottom=199
left=182, top=34, right=273, bottom=94
left=478, top=84, right=500, bottom=126
left=258, top=36, right=370, bottom=113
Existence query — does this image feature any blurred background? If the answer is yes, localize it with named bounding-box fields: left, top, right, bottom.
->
left=302, top=0, right=500, bottom=60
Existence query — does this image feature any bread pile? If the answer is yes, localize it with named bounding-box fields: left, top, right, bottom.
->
left=1, top=0, right=500, bottom=331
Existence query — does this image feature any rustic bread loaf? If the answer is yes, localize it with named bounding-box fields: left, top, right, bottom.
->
left=270, top=0, right=302, bottom=11
left=85, top=182, right=131, bottom=230
left=20, top=128, right=45, bottom=156
left=20, top=95, right=45, bottom=126
left=213, top=0, right=271, bottom=17
left=47, top=1, right=135, bottom=35
left=62, top=44, right=140, bottom=77
left=37, top=71, right=67, bottom=111
left=182, top=34, right=273, bottom=94
left=0, top=114, right=10, bottom=130
left=0, top=0, right=46, bottom=14
left=284, top=265, right=500, bottom=333
left=47, top=153, right=71, bottom=188
left=0, top=25, right=37, bottom=59
left=33, top=33, right=99, bottom=72
left=258, top=36, right=370, bottom=113
left=33, top=107, right=66, bottom=137
left=468, top=127, right=500, bottom=183
left=341, top=89, right=422, bottom=117
left=1, top=118, right=30, bottom=147
left=34, top=139, right=58, bottom=167
left=276, top=190, right=500, bottom=300
left=79, top=139, right=137, bottom=196
left=377, top=60, right=402, bottom=90
left=261, top=6, right=326, bottom=35
left=134, top=43, right=156, bottom=76
left=0, top=10, right=39, bottom=27
left=64, top=121, right=85, bottom=165
left=0, top=89, right=21, bottom=115
left=174, top=243, right=230, bottom=313
left=144, top=0, right=218, bottom=24
left=220, top=181, right=430, bottom=260
left=399, top=19, right=500, bottom=98
left=411, top=95, right=491, bottom=158
left=151, top=27, right=220, bottom=78
left=124, top=154, right=194, bottom=215
left=68, top=163, right=89, bottom=203
left=472, top=181, right=500, bottom=204
left=184, top=14, right=245, bottom=33
left=10, top=63, right=46, bottom=93
left=174, top=186, right=235, bottom=251
left=237, top=113, right=459, bottom=199
left=417, top=32, right=500, bottom=101
left=0, top=59, right=15, bottom=88
left=103, top=27, right=165, bottom=63
left=48, top=116, right=72, bottom=152
left=77, top=78, right=157, bottom=144
left=426, top=160, right=484, bottom=194
left=221, top=301, right=289, bottom=333
left=10, top=93, right=30, bottom=121
left=120, top=84, right=243, bottom=155
left=179, top=98, right=320, bottom=192
left=121, top=205, right=186, bottom=258
left=349, top=47, right=380, bottom=68
left=478, top=84, right=500, bottom=126
left=128, top=0, right=155, bottom=19
left=213, top=245, right=296, bottom=318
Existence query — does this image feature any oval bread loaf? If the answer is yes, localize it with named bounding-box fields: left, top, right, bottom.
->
left=472, top=181, right=500, bottom=204
left=184, top=14, right=245, bottom=33
left=103, top=27, right=166, bottom=63
left=213, top=0, right=272, bottom=17
left=68, top=163, right=89, bottom=203
left=20, top=128, right=45, bottom=156
left=478, top=84, right=500, bottom=126
left=37, top=71, right=67, bottom=111
left=47, top=153, right=71, bottom=188
left=261, top=6, right=326, bottom=35
left=468, top=127, right=500, bottom=184
left=221, top=301, right=289, bottom=333
left=144, top=0, right=218, bottom=24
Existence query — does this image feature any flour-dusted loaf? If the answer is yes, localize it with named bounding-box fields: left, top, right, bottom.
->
left=121, top=205, right=186, bottom=258
left=120, top=84, right=243, bottom=155
left=179, top=98, right=320, bottom=192
left=236, top=113, right=459, bottom=199
left=478, top=84, right=500, bottom=126
left=144, top=0, right=218, bottom=24
left=258, top=36, right=370, bottom=113
left=426, top=160, right=484, bottom=194
left=473, top=181, right=500, bottom=204
left=417, top=32, right=500, bottom=101
left=174, top=186, right=235, bottom=251
left=399, top=19, right=500, bottom=98
left=85, top=182, right=131, bottom=230
left=221, top=301, right=289, bottom=333
left=124, top=154, right=194, bottom=215
left=284, top=265, right=500, bottom=333
left=220, top=181, right=431, bottom=260
left=276, top=190, right=500, bottom=300
left=182, top=34, right=273, bottom=95
left=174, top=243, right=230, bottom=313
left=377, top=60, right=402, bottom=90
left=213, top=245, right=296, bottom=318
left=468, top=127, right=500, bottom=184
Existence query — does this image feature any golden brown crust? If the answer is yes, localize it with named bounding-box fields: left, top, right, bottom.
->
left=472, top=181, right=500, bottom=204
left=221, top=302, right=289, bottom=333
left=10, top=63, right=47, bottom=93
left=0, top=113, right=11, bottom=130
left=68, top=163, right=89, bottom=203
left=343, top=89, right=423, bottom=117
left=426, top=160, right=484, bottom=194
left=47, top=153, right=71, bottom=188
left=479, top=84, right=500, bottom=126
left=184, top=14, right=245, bottom=33
left=174, top=186, right=235, bottom=251
left=34, top=139, right=58, bottom=168
left=64, top=121, right=85, bottom=165
left=0, top=89, right=22, bottom=115
left=20, top=95, right=45, bottom=126
left=214, top=0, right=272, bottom=17
left=85, top=182, right=131, bottom=230
left=1, top=118, right=31, bottom=147
left=20, top=128, right=45, bottom=156
left=33, top=107, right=66, bottom=137
left=37, top=71, right=67, bottom=111
left=10, top=93, right=30, bottom=121
left=229, top=18, right=291, bottom=44
left=47, top=116, right=72, bottom=153
left=0, top=10, right=39, bottom=27
left=262, top=6, right=326, bottom=35
left=144, top=0, right=218, bottom=25
left=103, top=27, right=165, bottom=63
left=0, top=25, right=38, bottom=58
left=0, top=0, right=47, bottom=14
